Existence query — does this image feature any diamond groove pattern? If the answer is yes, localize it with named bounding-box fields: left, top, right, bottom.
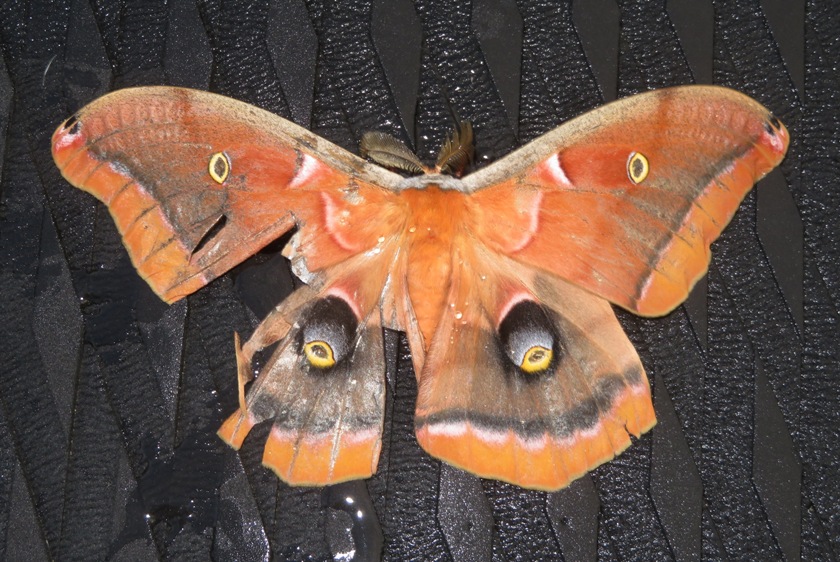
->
left=0, top=0, right=827, bottom=559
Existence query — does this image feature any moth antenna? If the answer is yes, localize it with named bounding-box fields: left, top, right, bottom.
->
left=360, top=131, right=429, bottom=175
left=419, top=62, right=474, bottom=174
left=436, top=120, right=474, bottom=177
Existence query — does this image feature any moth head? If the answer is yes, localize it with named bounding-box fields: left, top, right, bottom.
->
left=359, top=121, right=474, bottom=178
left=299, top=296, right=359, bottom=370
left=497, top=299, right=560, bottom=377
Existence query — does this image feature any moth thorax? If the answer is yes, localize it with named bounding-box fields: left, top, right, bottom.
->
left=299, top=296, right=359, bottom=370
left=497, top=300, right=559, bottom=376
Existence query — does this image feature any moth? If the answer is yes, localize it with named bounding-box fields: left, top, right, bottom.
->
left=52, top=86, right=788, bottom=490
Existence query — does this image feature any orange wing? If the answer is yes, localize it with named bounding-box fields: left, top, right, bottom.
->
left=414, top=242, right=655, bottom=490
left=464, top=85, right=789, bottom=316
left=52, top=86, right=409, bottom=486
left=51, top=86, right=405, bottom=303
left=412, top=86, right=787, bottom=490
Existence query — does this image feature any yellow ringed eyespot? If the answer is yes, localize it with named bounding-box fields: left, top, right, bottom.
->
left=209, top=152, right=231, bottom=184
left=304, top=340, right=336, bottom=368
left=627, top=151, right=649, bottom=184
left=520, top=345, right=553, bottom=373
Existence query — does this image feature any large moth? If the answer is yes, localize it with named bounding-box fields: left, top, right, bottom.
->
left=51, top=86, right=788, bottom=490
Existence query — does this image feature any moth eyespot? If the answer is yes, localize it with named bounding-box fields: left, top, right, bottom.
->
left=520, top=346, right=553, bottom=373
left=764, top=114, right=781, bottom=135
left=208, top=152, right=231, bottom=184
left=627, top=152, right=649, bottom=184
left=299, top=296, right=359, bottom=370
left=497, top=299, right=559, bottom=377
left=303, top=340, right=336, bottom=369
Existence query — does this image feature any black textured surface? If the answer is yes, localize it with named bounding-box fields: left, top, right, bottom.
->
left=0, top=0, right=831, bottom=560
